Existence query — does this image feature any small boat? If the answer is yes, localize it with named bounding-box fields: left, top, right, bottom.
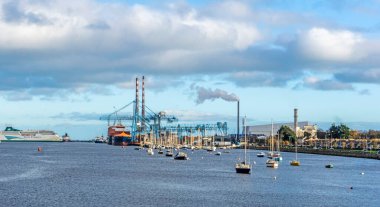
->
left=134, top=147, right=142, bottom=150
left=266, top=159, right=279, bottom=168
left=215, top=152, right=222, bottom=156
left=273, top=153, right=282, bottom=161
left=267, top=152, right=273, bottom=159
left=147, top=148, right=154, bottom=155
left=158, top=150, right=164, bottom=154
left=165, top=151, right=173, bottom=157
left=174, top=152, right=188, bottom=160
left=290, top=160, right=300, bottom=166
left=257, top=152, right=265, bottom=157
left=235, top=116, right=251, bottom=174
left=325, top=163, right=334, bottom=168
left=207, top=146, right=216, bottom=152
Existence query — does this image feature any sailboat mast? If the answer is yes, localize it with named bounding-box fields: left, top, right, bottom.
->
left=277, top=131, right=280, bottom=152
left=294, top=108, right=298, bottom=161
left=244, top=116, right=247, bottom=163
left=271, top=120, right=274, bottom=154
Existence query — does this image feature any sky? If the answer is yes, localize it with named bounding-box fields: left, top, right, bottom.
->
left=1, top=0, right=380, bottom=139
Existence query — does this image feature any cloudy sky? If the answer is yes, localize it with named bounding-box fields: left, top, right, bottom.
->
left=1, top=0, right=380, bottom=139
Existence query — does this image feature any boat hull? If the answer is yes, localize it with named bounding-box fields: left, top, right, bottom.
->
left=174, top=156, right=188, bottom=160
left=236, top=168, right=251, bottom=174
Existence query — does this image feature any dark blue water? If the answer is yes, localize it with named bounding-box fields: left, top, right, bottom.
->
left=1, top=142, right=379, bottom=207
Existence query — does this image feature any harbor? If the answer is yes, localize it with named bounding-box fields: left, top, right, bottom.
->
left=0, top=142, right=378, bottom=207
left=1, top=0, right=380, bottom=206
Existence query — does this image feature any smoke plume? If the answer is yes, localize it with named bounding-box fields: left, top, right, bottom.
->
left=193, top=86, right=239, bottom=104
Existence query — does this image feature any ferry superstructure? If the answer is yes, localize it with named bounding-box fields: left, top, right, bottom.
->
left=0, top=126, right=62, bottom=142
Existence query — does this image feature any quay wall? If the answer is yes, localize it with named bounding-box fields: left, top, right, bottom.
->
left=248, top=146, right=380, bottom=160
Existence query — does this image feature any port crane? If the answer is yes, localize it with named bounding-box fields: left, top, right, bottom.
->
left=163, top=122, right=228, bottom=140
left=99, top=100, right=178, bottom=142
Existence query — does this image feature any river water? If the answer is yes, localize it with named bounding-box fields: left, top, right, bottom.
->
left=0, top=142, right=379, bottom=207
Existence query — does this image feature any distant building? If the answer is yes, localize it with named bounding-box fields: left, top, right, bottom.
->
left=245, top=121, right=317, bottom=138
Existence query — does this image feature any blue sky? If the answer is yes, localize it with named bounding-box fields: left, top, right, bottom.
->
left=1, top=0, right=380, bottom=139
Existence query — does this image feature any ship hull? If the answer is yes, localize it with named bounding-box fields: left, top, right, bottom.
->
left=112, top=136, right=131, bottom=146
left=235, top=168, right=251, bottom=174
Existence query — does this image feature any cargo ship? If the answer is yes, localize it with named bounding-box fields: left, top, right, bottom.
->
left=107, top=125, right=140, bottom=146
left=0, top=126, right=62, bottom=142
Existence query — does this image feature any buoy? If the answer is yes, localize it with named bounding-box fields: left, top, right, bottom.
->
left=37, top=147, right=42, bottom=152
left=274, top=176, right=277, bottom=180
left=350, top=186, right=353, bottom=189
left=253, top=161, right=256, bottom=165
left=361, top=172, right=364, bottom=175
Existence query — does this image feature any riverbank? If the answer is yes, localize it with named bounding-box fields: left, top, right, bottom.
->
left=251, top=146, right=380, bottom=160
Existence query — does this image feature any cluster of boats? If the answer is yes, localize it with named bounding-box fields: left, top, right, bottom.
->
left=136, top=145, right=190, bottom=160
left=136, top=144, right=233, bottom=160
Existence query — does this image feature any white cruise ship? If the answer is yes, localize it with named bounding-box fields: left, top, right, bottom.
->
left=0, top=126, right=62, bottom=142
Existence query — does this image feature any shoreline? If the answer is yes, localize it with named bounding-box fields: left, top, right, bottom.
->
left=250, top=146, right=380, bottom=160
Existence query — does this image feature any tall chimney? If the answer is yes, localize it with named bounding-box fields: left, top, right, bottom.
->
left=237, top=101, right=240, bottom=142
left=136, top=77, right=139, bottom=125
left=142, top=76, right=145, bottom=132
left=294, top=108, right=298, bottom=137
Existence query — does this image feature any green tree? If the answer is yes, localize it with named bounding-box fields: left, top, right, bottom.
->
left=278, top=125, right=296, bottom=144
left=328, top=123, right=350, bottom=139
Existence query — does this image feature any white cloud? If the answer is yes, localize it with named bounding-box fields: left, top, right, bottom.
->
left=300, top=76, right=354, bottom=91
left=0, top=0, right=260, bottom=51
left=299, top=27, right=363, bottom=62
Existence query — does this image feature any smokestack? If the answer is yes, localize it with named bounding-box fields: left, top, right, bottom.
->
left=136, top=77, right=139, bottom=123
left=294, top=108, right=298, bottom=137
left=237, top=101, right=240, bottom=142
left=142, top=76, right=145, bottom=132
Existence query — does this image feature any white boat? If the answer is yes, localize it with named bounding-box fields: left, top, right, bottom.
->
left=266, top=159, right=279, bottom=168
left=235, top=116, right=251, bottom=174
left=147, top=148, right=154, bottom=155
left=0, top=126, right=62, bottom=142
left=257, top=152, right=265, bottom=157
left=166, top=130, right=174, bottom=157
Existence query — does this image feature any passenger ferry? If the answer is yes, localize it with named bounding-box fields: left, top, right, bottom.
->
left=0, top=126, right=62, bottom=142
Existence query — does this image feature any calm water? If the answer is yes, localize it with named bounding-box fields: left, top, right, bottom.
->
left=0, top=142, right=379, bottom=207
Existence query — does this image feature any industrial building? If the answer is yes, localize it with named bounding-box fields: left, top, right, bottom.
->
left=245, top=121, right=318, bottom=138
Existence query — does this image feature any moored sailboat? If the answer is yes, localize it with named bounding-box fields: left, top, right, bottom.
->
left=273, top=131, right=283, bottom=161
left=266, top=121, right=279, bottom=168
left=235, top=116, right=251, bottom=174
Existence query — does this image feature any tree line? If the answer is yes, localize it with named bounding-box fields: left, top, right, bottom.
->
left=277, top=123, right=380, bottom=142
